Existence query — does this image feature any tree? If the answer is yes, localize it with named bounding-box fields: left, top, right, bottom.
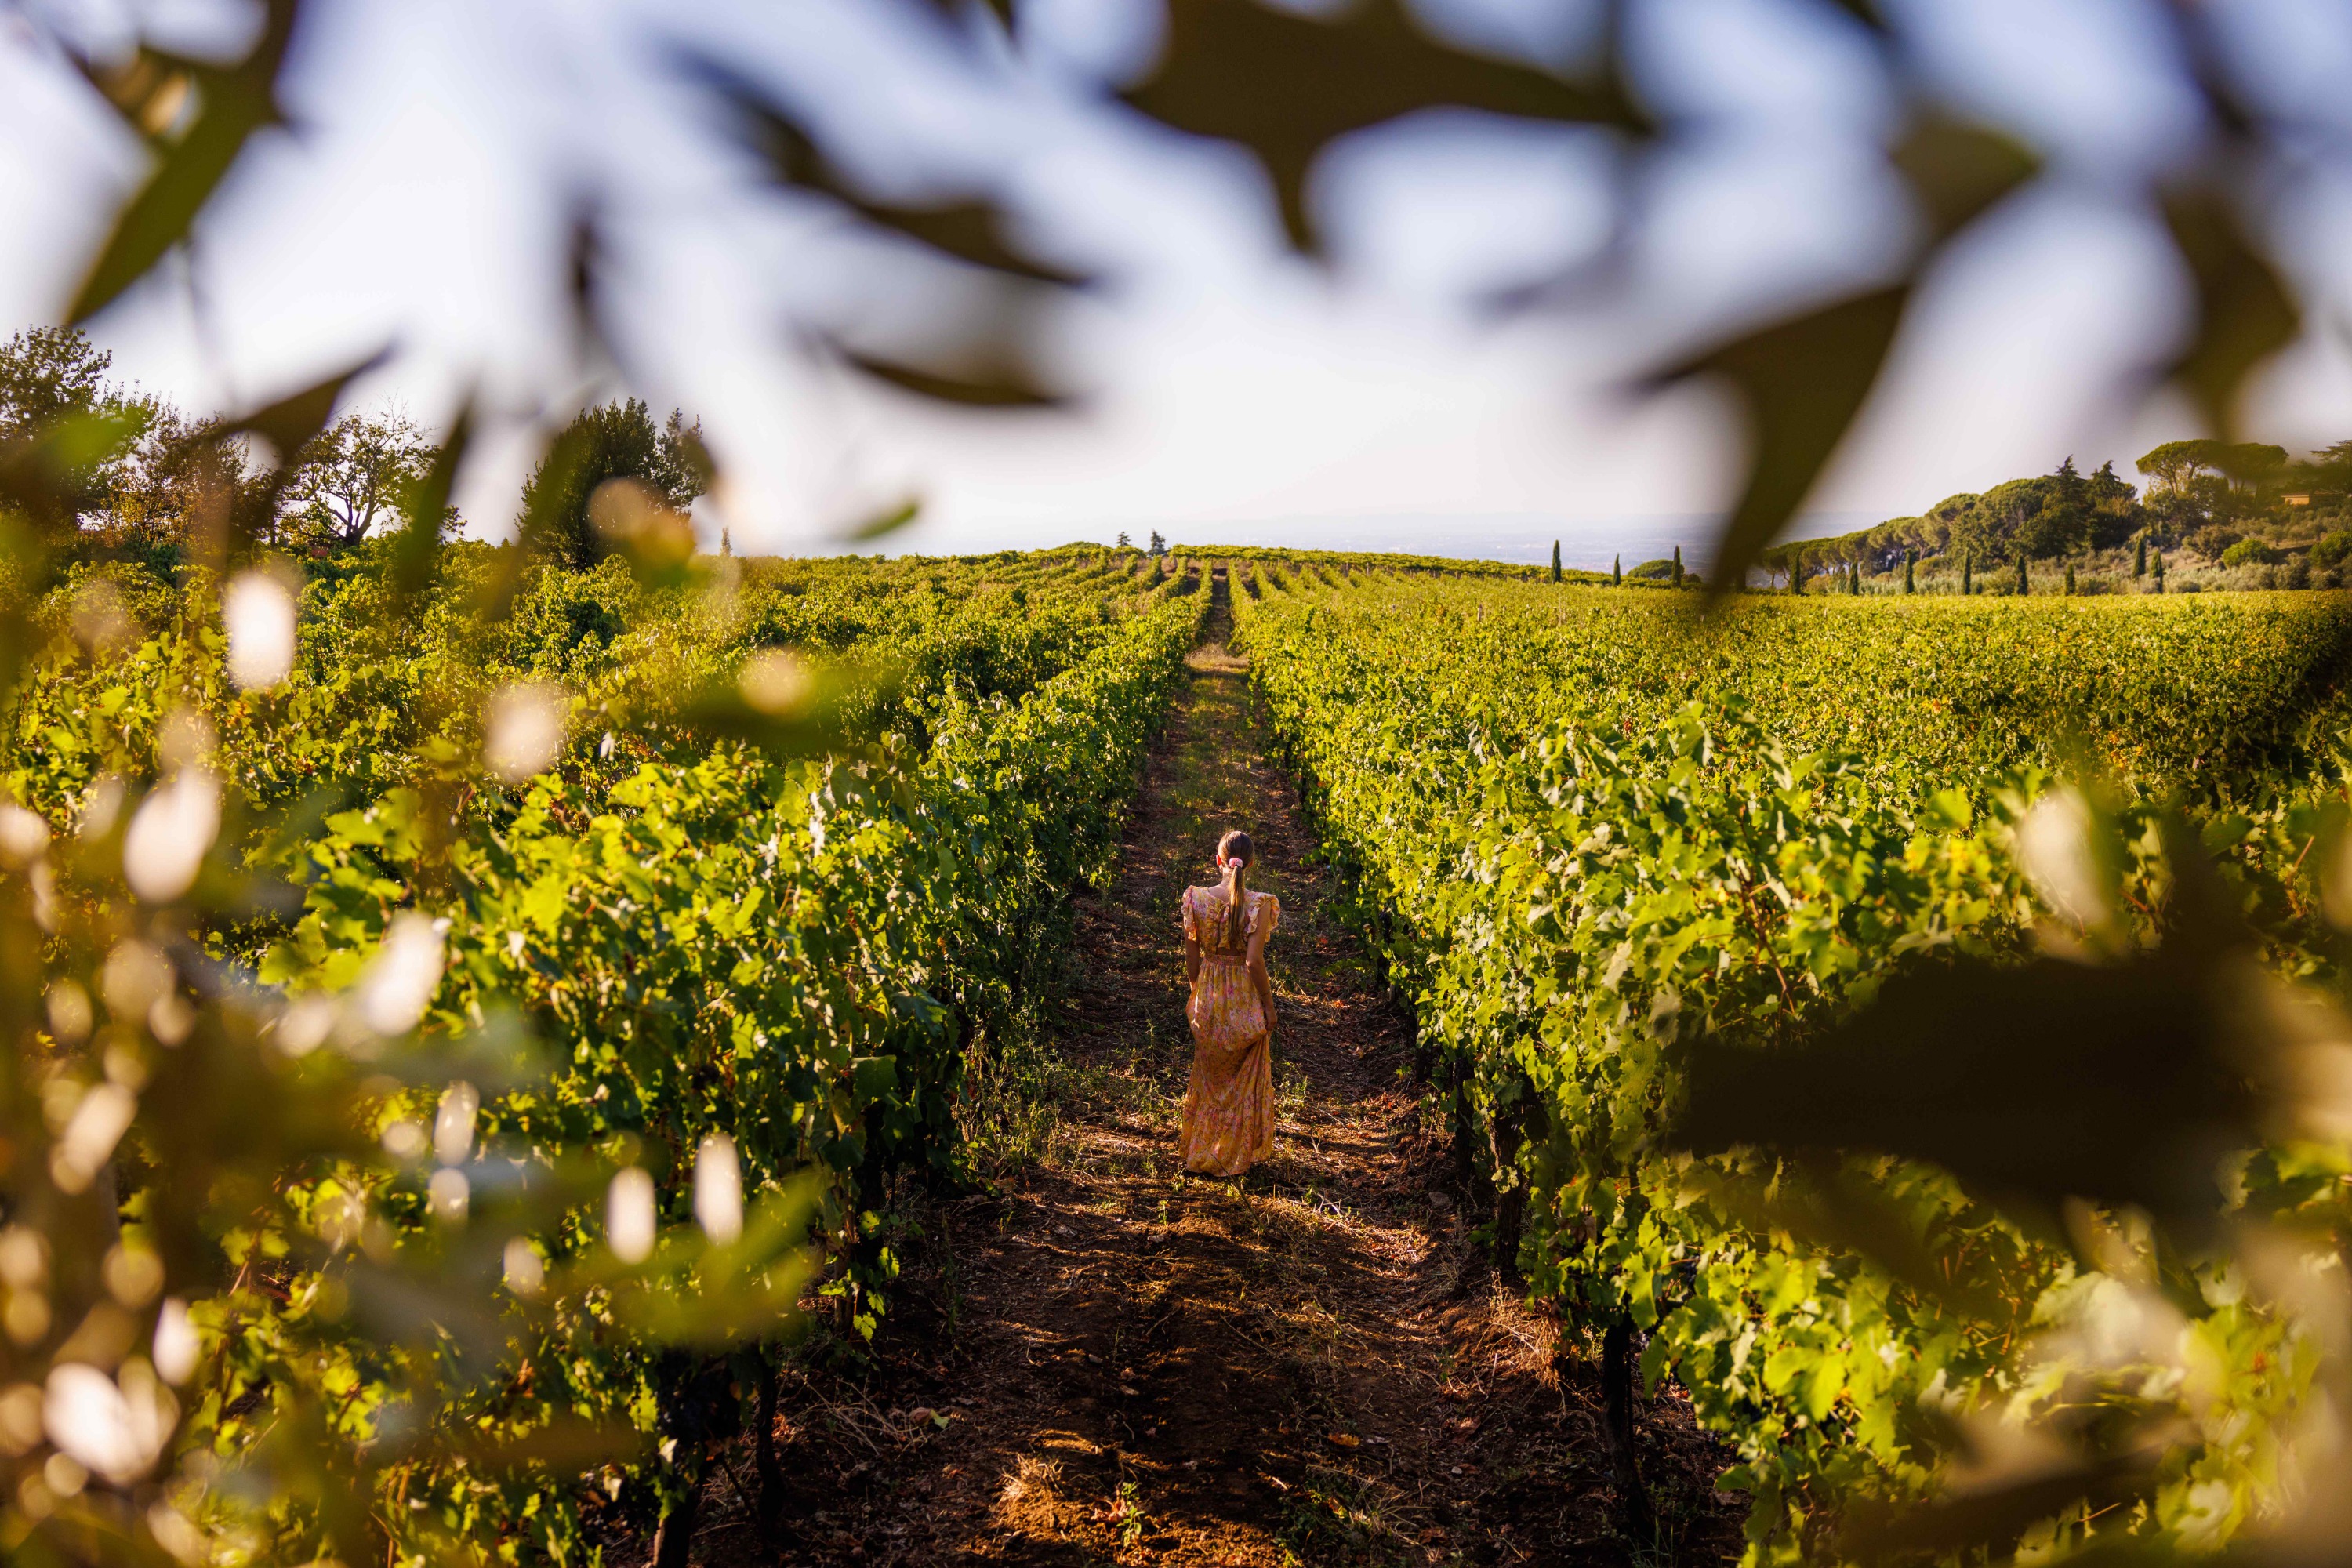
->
left=1961, top=550, right=1973, bottom=594
left=2135, top=535, right=2147, bottom=577
left=2136, top=440, right=2212, bottom=495
left=1148, top=529, right=1165, bottom=557
left=1115, top=530, right=1131, bottom=549
left=515, top=401, right=710, bottom=568
left=2084, top=460, right=2142, bottom=548
left=1551, top=540, right=1562, bottom=583
left=284, top=413, right=441, bottom=549
left=2136, top=438, right=2286, bottom=538
left=2007, top=456, right=2096, bottom=560
left=1612, top=554, right=1621, bottom=586
left=1671, top=545, right=1683, bottom=587
left=2064, top=559, right=2076, bottom=595
left=2152, top=546, right=2165, bottom=592
left=2016, top=552, right=2028, bottom=593
left=2309, top=440, right=2352, bottom=495
left=0, top=325, right=112, bottom=443
left=100, top=403, right=267, bottom=555
left=0, top=325, right=141, bottom=537
left=1903, top=548, right=1915, bottom=594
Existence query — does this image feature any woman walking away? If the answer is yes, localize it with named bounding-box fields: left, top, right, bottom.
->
left=1178, top=829, right=1281, bottom=1176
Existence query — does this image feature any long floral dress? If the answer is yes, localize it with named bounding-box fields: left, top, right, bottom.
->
left=1178, top=884, right=1280, bottom=1176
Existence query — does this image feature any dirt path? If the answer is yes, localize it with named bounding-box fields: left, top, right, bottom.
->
left=689, top=572, right=1740, bottom=1566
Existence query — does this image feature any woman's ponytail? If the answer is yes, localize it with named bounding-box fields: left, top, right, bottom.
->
left=1217, top=829, right=1254, bottom=950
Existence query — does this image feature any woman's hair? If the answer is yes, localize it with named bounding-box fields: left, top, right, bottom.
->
left=1216, top=829, right=1255, bottom=950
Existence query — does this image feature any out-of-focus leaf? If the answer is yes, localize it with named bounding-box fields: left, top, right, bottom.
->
left=564, top=198, right=604, bottom=349
left=477, top=420, right=586, bottom=621
left=1123, top=0, right=1649, bottom=252
left=836, top=344, right=1069, bottom=408
left=389, top=399, right=471, bottom=600
left=589, top=477, right=698, bottom=588
left=0, top=408, right=140, bottom=539
left=2160, top=189, right=2299, bottom=441
left=1649, top=286, right=1909, bottom=604
left=917, top=0, right=1016, bottom=27
left=77, top=49, right=198, bottom=143
left=1892, top=113, right=2038, bottom=241
left=840, top=497, right=922, bottom=543
left=690, top=61, right=1085, bottom=287
left=1672, top=944, right=2258, bottom=1233
left=443, top=1417, right=647, bottom=1473
left=673, top=655, right=900, bottom=760
left=1684, top=1157, right=2010, bottom=1324
left=225, top=347, right=389, bottom=470
left=1843, top=1454, right=2158, bottom=1564
left=1820, top=0, right=1889, bottom=33
left=70, top=0, right=303, bottom=322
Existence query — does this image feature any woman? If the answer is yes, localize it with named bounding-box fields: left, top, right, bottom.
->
left=1178, top=829, right=1280, bottom=1177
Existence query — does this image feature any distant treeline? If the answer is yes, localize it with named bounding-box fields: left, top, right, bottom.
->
left=1762, top=439, right=2352, bottom=585
left=1, top=325, right=707, bottom=574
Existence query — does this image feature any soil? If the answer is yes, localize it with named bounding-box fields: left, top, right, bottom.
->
left=651, top=572, right=1744, bottom=1566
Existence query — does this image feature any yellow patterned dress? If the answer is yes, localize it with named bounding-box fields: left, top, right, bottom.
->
left=1178, top=884, right=1280, bottom=1176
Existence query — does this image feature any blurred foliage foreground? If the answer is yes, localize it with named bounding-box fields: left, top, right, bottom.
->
left=1233, top=567, right=2352, bottom=1566
left=0, top=428, right=1208, bottom=1568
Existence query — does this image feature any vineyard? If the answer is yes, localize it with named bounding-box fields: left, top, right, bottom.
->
left=0, top=544, right=1205, bottom=1563
left=1230, top=565, right=2352, bottom=1563
left=7, top=539, right=2352, bottom=1566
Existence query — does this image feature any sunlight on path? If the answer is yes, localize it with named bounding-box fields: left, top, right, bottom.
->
left=719, top=570, right=1740, bottom=1568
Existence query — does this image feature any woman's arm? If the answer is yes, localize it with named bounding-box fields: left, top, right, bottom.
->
left=1247, top=923, right=1275, bottom=1042
left=1185, top=935, right=1203, bottom=988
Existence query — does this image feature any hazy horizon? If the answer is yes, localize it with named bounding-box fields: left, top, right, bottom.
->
left=778, top=509, right=1883, bottom=571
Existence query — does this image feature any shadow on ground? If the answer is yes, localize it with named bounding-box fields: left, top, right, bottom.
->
left=636, top=572, right=1744, bottom=1566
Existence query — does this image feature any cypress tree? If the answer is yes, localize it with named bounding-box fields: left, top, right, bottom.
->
left=1962, top=551, right=1973, bottom=594
left=1850, top=561, right=1861, bottom=595
left=1672, top=545, right=1684, bottom=587
left=1903, top=548, right=1915, bottom=594
left=2064, top=559, right=2076, bottom=595
left=1789, top=556, right=1803, bottom=595
left=1552, top=540, right=1563, bottom=583
left=2152, top=547, right=2165, bottom=593
left=2134, top=535, right=2147, bottom=577
left=2016, top=553, right=2028, bottom=594
left=1611, top=554, right=1621, bottom=586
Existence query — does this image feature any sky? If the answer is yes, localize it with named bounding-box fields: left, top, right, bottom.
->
left=4, top=0, right=2352, bottom=571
